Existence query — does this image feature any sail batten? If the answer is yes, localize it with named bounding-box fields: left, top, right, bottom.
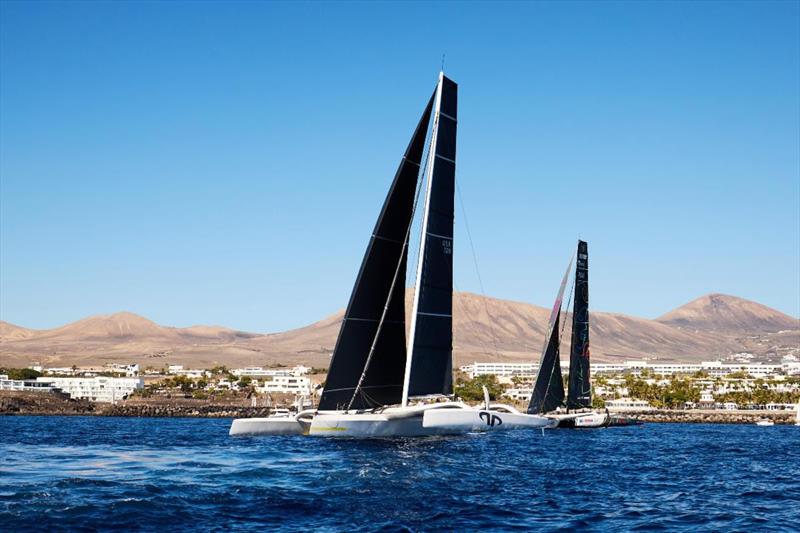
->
left=567, top=240, right=592, bottom=410
left=318, top=90, right=436, bottom=411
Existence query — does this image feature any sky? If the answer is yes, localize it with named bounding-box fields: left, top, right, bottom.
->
left=1, top=1, right=798, bottom=332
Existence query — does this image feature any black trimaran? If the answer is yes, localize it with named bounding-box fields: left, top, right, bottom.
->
left=528, top=241, right=640, bottom=428
left=231, top=72, right=544, bottom=437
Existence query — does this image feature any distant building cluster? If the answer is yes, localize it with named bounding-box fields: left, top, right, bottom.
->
left=458, top=360, right=800, bottom=412
left=1, top=374, right=143, bottom=404
left=460, top=360, right=800, bottom=380
left=1, top=362, right=317, bottom=404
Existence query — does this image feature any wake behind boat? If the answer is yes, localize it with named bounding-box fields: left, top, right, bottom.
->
left=231, top=72, right=487, bottom=438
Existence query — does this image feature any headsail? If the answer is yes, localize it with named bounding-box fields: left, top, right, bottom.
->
left=567, top=240, right=592, bottom=410
left=319, top=91, right=435, bottom=411
left=404, top=73, right=458, bottom=403
left=528, top=258, right=573, bottom=414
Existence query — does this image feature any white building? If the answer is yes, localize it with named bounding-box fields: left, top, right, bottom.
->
left=106, top=363, right=140, bottom=377
left=37, top=376, right=143, bottom=403
left=0, top=377, right=58, bottom=393
left=257, top=375, right=312, bottom=395
left=462, top=360, right=789, bottom=379
left=232, top=365, right=311, bottom=378
left=502, top=387, right=533, bottom=402
left=167, top=365, right=209, bottom=378
left=605, top=398, right=652, bottom=411
left=460, top=362, right=537, bottom=378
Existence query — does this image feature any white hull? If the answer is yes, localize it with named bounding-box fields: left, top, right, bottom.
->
left=229, top=410, right=314, bottom=436
left=422, top=406, right=555, bottom=431
left=308, top=403, right=474, bottom=437
left=549, top=411, right=610, bottom=428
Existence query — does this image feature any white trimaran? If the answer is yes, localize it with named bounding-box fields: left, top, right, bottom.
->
left=230, top=72, right=553, bottom=437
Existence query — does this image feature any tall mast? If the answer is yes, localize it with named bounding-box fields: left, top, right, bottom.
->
left=402, top=72, right=444, bottom=407
left=567, top=240, right=591, bottom=410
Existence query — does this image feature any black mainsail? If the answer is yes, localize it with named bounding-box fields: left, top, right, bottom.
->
left=528, top=258, right=572, bottom=415
left=404, top=74, right=458, bottom=402
left=318, top=91, right=435, bottom=411
left=567, top=240, right=591, bottom=410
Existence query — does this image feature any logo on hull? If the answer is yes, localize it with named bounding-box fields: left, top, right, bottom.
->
left=479, top=411, right=503, bottom=427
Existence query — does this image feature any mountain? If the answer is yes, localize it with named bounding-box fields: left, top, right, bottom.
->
left=251, top=292, right=740, bottom=366
left=31, top=312, right=182, bottom=342
left=1, top=293, right=797, bottom=369
left=656, top=294, right=799, bottom=333
left=0, top=321, right=36, bottom=341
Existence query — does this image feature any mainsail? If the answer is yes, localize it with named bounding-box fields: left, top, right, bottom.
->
left=567, top=240, right=591, bottom=410
left=528, top=258, right=573, bottom=414
left=404, top=73, right=458, bottom=402
left=319, top=91, right=435, bottom=411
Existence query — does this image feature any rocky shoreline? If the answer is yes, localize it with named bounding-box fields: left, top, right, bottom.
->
left=1, top=392, right=796, bottom=424
left=630, top=409, right=795, bottom=425
left=0, top=391, right=271, bottom=418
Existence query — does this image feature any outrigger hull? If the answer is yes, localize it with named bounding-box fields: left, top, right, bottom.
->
left=229, top=410, right=314, bottom=436
left=422, top=408, right=555, bottom=432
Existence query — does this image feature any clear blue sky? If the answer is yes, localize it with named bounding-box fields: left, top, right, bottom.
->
left=1, top=1, right=798, bottom=332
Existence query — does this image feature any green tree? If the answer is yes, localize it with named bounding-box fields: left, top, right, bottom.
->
left=454, top=374, right=504, bottom=402
left=2, top=368, right=42, bottom=380
left=592, top=396, right=606, bottom=409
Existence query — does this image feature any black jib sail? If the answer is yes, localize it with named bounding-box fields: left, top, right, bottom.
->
left=318, top=91, right=435, bottom=411
left=406, top=74, right=458, bottom=399
left=567, top=240, right=591, bottom=410
left=528, top=258, right=573, bottom=414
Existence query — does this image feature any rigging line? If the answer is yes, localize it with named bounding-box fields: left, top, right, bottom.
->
left=455, top=179, right=501, bottom=360
left=345, top=118, right=434, bottom=412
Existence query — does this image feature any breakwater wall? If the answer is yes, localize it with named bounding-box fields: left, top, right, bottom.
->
left=0, top=391, right=272, bottom=418
left=102, top=403, right=271, bottom=418
left=618, top=409, right=795, bottom=425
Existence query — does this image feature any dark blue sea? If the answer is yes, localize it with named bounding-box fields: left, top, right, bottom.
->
left=1, top=417, right=798, bottom=531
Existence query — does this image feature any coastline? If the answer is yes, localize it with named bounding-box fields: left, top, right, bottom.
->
left=1, top=391, right=796, bottom=424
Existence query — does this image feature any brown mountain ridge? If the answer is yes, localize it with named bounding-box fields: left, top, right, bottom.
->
left=1, top=293, right=797, bottom=370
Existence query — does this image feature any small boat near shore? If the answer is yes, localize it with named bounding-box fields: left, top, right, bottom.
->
left=755, top=419, right=775, bottom=427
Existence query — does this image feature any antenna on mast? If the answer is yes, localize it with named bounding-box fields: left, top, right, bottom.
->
left=441, top=53, right=446, bottom=72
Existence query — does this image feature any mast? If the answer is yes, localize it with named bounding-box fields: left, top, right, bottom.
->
left=402, top=72, right=458, bottom=406
left=567, top=240, right=591, bottom=410
left=527, top=258, right=572, bottom=415
left=319, top=89, right=435, bottom=411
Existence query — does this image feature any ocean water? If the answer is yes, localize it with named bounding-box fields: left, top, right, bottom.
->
left=0, top=417, right=798, bottom=532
